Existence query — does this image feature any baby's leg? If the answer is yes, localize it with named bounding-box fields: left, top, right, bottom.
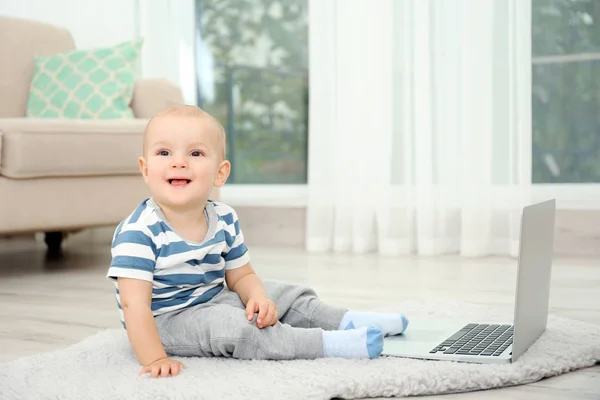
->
left=262, top=280, right=347, bottom=331
left=263, top=280, right=408, bottom=336
left=155, top=303, right=382, bottom=360
left=209, top=280, right=347, bottom=331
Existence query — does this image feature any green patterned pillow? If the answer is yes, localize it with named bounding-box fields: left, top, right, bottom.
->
left=26, top=38, right=143, bottom=119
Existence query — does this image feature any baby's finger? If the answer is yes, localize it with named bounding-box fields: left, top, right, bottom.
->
left=171, top=363, right=181, bottom=376
left=139, top=366, right=150, bottom=375
left=246, top=300, right=256, bottom=321
left=257, top=303, right=269, bottom=326
left=265, top=305, right=277, bottom=326
left=152, top=366, right=161, bottom=379
left=160, top=364, right=170, bottom=378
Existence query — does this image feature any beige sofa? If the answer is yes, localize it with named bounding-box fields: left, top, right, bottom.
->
left=0, top=15, right=184, bottom=253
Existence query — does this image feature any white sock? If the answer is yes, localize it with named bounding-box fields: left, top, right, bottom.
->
left=338, top=311, right=409, bottom=336
left=322, top=326, right=383, bottom=359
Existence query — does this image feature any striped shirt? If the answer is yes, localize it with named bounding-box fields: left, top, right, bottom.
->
left=106, top=197, right=250, bottom=327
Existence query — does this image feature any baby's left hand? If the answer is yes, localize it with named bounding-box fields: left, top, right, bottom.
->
left=246, top=295, right=278, bottom=328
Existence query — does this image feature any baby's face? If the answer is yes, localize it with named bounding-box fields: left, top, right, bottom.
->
left=139, top=115, right=228, bottom=210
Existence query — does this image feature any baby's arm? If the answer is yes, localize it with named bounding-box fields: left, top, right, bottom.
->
left=119, top=277, right=183, bottom=377
left=226, top=262, right=267, bottom=303
left=226, top=263, right=278, bottom=328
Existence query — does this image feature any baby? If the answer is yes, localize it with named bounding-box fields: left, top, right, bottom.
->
left=106, top=105, right=408, bottom=378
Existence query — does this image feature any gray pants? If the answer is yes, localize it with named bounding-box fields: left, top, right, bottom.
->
left=155, top=280, right=347, bottom=360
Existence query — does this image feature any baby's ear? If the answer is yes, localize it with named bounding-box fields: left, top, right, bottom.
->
left=138, top=157, right=149, bottom=182
left=214, top=160, right=231, bottom=187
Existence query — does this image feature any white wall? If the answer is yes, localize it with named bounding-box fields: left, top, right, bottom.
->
left=0, top=0, right=137, bottom=49
left=0, top=0, right=197, bottom=104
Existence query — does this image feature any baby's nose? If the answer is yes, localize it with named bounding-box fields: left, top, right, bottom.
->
left=170, top=157, right=187, bottom=168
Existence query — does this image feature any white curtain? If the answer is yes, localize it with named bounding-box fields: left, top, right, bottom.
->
left=306, top=0, right=533, bottom=257
left=136, top=0, right=197, bottom=104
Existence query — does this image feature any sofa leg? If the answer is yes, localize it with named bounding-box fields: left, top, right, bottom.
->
left=44, top=231, right=64, bottom=255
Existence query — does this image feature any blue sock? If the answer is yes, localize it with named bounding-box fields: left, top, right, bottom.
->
left=338, top=311, right=409, bottom=336
left=322, top=327, right=383, bottom=359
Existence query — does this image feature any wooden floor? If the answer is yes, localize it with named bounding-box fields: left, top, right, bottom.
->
left=0, top=236, right=598, bottom=399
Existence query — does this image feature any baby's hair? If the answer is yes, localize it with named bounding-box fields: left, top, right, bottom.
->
left=143, top=105, right=227, bottom=158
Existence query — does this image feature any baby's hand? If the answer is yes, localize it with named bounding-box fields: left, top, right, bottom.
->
left=139, top=357, right=184, bottom=378
left=246, top=295, right=278, bottom=328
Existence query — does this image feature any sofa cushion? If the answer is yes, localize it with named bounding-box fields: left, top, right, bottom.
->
left=0, top=118, right=147, bottom=179
left=26, top=38, right=143, bottom=119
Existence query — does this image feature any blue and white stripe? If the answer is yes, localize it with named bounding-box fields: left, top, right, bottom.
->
left=106, top=198, right=250, bottom=326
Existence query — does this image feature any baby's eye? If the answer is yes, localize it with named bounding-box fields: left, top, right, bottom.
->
left=190, top=150, right=202, bottom=157
left=158, top=150, right=169, bottom=156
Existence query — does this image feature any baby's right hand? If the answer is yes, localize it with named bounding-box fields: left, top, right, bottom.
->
left=139, top=357, right=184, bottom=378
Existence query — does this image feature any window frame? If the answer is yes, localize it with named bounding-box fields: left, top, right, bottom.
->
left=220, top=184, right=600, bottom=209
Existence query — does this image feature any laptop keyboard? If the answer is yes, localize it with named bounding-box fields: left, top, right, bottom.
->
left=429, top=323, right=514, bottom=356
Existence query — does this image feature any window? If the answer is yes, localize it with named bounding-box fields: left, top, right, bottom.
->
left=532, top=0, right=600, bottom=183
left=195, top=0, right=308, bottom=184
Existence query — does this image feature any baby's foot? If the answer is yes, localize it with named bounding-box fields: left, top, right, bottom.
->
left=338, top=311, right=409, bottom=336
left=322, top=326, right=383, bottom=359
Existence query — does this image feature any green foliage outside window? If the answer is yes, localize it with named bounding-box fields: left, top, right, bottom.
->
left=532, top=0, right=600, bottom=183
left=196, top=0, right=308, bottom=184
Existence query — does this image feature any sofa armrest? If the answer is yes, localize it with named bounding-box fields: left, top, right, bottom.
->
left=0, top=118, right=147, bottom=179
left=130, top=79, right=185, bottom=119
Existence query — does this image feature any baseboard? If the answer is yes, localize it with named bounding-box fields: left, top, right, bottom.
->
left=24, top=208, right=600, bottom=257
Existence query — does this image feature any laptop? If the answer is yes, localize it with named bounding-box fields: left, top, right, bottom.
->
left=382, top=199, right=556, bottom=364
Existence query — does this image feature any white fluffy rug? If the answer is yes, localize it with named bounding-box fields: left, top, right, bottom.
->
left=1, top=299, right=599, bottom=400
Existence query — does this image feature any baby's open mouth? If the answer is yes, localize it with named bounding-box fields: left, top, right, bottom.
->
left=168, top=179, right=191, bottom=186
